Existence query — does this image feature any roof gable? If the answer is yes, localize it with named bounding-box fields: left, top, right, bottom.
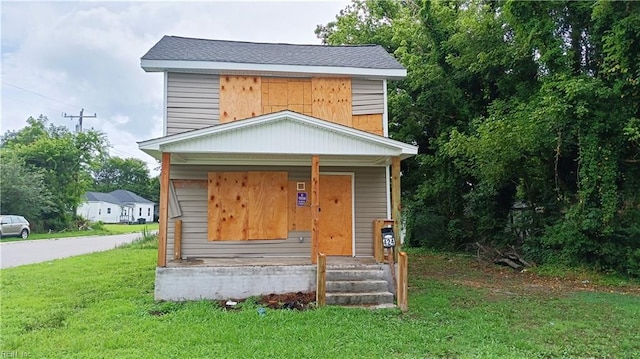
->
left=138, top=111, right=417, bottom=166
left=141, top=36, right=406, bottom=80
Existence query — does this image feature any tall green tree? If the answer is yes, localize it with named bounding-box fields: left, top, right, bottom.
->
left=318, top=0, right=640, bottom=275
left=92, top=157, right=156, bottom=201
left=0, top=150, right=53, bottom=222
left=1, top=115, right=108, bottom=230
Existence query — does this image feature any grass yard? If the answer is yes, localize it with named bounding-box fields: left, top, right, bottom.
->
left=102, top=223, right=159, bottom=234
left=3, top=223, right=159, bottom=242
left=1, top=243, right=639, bottom=358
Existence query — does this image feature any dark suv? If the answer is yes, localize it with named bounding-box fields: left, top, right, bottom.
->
left=0, top=215, right=31, bottom=239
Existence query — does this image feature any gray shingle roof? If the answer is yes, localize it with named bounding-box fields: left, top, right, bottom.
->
left=85, top=190, right=153, bottom=205
left=85, top=192, right=120, bottom=204
left=109, top=190, right=154, bottom=204
left=142, top=36, right=404, bottom=70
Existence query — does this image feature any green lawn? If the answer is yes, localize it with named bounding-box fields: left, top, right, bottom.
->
left=102, top=223, right=159, bottom=234
left=2, top=223, right=159, bottom=242
left=1, top=242, right=639, bottom=358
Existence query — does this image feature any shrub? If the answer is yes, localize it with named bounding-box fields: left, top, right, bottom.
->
left=91, top=221, right=105, bottom=231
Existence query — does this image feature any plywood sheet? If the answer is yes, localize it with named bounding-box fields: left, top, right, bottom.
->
left=247, top=172, right=288, bottom=239
left=268, top=82, right=289, bottom=106
left=311, top=78, right=352, bottom=126
left=208, top=172, right=249, bottom=241
left=352, top=114, right=384, bottom=135
left=261, top=77, right=312, bottom=115
left=288, top=104, right=304, bottom=114
left=318, top=175, right=352, bottom=255
left=303, top=104, right=313, bottom=116
left=303, top=81, right=312, bottom=105
left=288, top=181, right=311, bottom=231
left=219, top=76, right=262, bottom=123
left=287, top=81, right=304, bottom=105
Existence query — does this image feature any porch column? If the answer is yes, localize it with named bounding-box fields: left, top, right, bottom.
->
left=158, top=152, right=171, bottom=267
left=391, top=156, right=402, bottom=252
left=311, top=154, right=320, bottom=264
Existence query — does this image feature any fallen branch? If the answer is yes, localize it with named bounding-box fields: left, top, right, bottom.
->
left=494, top=257, right=522, bottom=270
left=472, top=242, right=533, bottom=269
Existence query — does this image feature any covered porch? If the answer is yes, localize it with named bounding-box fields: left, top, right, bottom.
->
left=138, top=111, right=416, bottom=303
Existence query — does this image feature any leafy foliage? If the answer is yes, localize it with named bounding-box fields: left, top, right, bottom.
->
left=1, top=116, right=108, bottom=231
left=318, top=0, right=640, bottom=275
left=1, top=116, right=160, bottom=232
left=0, top=150, right=53, bottom=219
left=92, top=157, right=159, bottom=204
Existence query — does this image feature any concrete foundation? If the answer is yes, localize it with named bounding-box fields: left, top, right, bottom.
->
left=155, top=265, right=317, bottom=301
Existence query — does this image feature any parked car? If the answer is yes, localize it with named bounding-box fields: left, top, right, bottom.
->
left=0, top=215, right=31, bottom=239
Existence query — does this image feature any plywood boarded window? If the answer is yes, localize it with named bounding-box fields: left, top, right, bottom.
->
left=311, top=78, right=352, bottom=126
left=261, top=78, right=313, bottom=116
left=352, top=114, right=383, bottom=136
left=219, top=76, right=262, bottom=123
left=208, top=172, right=288, bottom=241
left=247, top=172, right=288, bottom=239
left=208, top=172, right=249, bottom=240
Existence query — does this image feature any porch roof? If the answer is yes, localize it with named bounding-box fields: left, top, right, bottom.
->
left=138, top=111, right=418, bottom=166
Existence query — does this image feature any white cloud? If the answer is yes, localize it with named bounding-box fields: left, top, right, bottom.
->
left=1, top=1, right=349, bottom=174
left=110, top=114, right=130, bottom=126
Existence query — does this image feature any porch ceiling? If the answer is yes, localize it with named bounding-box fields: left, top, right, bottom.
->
left=138, top=111, right=418, bottom=166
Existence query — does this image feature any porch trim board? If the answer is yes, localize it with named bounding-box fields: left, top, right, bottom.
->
left=158, top=152, right=171, bottom=267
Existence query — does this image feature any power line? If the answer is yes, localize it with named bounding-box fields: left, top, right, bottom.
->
left=1, top=91, right=68, bottom=115
left=2, top=80, right=67, bottom=105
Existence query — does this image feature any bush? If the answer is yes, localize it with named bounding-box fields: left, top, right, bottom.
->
left=405, top=206, right=451, bottom=250
left=524, top=209, right=640, bottom=277
left=627, top=249, right=640, bottom=277
left=120, top=227, right=158, bottom=250
left=91, top=221, right=105, bottom=231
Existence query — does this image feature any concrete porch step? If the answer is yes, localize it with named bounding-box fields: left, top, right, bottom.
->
left=326, top=292, right=394, bottom=306
left=326, top=280, right=389, bottom=293
left=326, top=269, right=386, bottom=282
left=324, top=265, right=394, bottom=307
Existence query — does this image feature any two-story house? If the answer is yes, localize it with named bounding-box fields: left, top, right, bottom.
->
left=138, top=36, right=417, bottom=305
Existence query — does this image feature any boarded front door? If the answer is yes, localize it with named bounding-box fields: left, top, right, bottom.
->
left=318, top=174, right=353, bottom=256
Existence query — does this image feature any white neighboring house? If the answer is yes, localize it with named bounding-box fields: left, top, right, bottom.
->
left=77, top=190, right=155, bottom=224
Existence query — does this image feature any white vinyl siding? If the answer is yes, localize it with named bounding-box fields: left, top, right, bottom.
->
left=352, top=79, right=384, bottom=115
left=164, top=165, right=387, bottom=263
left=166, top=73, right=220, bottom=135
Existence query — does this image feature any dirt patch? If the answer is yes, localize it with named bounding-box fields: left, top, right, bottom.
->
left=258, top=292, right=316, bottom=310
left=218, top=291, right=316, bottom=311
left=410, top=253, right=640, bottom=298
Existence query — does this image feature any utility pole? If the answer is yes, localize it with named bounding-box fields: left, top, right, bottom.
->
left=63, top=108, right=97, bottom=133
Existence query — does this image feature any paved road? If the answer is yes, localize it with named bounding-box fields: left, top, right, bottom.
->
left=0, top=232, right=148, bottom=269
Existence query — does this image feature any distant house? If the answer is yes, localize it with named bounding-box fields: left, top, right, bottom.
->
left=77, top=190, right=155, bottom=224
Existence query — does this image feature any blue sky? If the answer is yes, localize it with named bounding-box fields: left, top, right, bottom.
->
left=1, top=0, right=349, bottom=173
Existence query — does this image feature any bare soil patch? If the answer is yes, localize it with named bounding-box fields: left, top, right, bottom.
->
left=218, top=291, right=316, bottom=311
left=410, top=253, right=640, bottom=298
